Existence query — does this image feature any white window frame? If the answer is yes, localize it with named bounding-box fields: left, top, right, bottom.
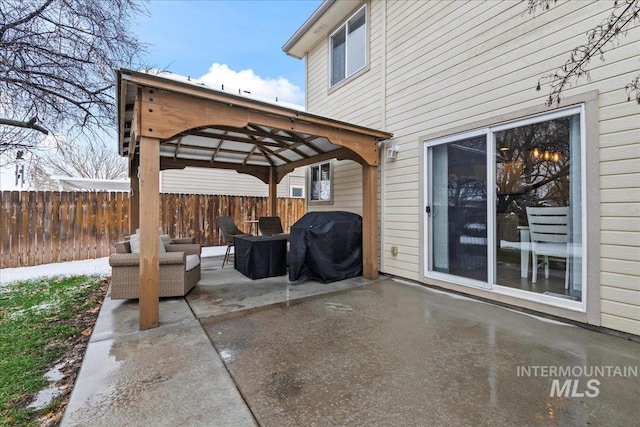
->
left=308, top=161, right=333, bottom=204
left=329, top=5, right=367, bottom=88
left=423, top=106, right=587, bottom=312
left=290, top=185, right=305, bottom=198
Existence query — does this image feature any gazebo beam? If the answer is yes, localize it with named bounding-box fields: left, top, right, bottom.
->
left=160, top=157, right=272, bottom=183
left=137, top=89, right=380, bottom=168
left=275, top=147, right=359, bottom=181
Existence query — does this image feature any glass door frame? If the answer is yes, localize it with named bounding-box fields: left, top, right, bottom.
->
left=424, top=128, right=491, bottom=289
left=423, top=106, right=587, bottom=312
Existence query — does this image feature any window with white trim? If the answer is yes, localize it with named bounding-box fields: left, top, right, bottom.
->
left=290, top=185, right=304, bottom=198
left=309, top=162, right=332, bottom=203
left=330, top=5, right=366, bottom=87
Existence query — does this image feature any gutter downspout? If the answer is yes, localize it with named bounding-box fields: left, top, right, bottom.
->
left=379, top=0, right=388, bottom=273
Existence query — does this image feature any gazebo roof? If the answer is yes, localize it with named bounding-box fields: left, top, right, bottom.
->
left=117, top=69, right=391, bottom=183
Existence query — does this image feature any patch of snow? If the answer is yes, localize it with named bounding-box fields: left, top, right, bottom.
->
left=27, top=386, right=63, bottom=410
left=0, top=246, right=226, bottom=287
left=0, top=257, right=111, bottom=286
left=201, top=246, right=227, bottom=258
left=10, top=301, right=59, bottom=320
left=45, top=362, right=68, bottom=382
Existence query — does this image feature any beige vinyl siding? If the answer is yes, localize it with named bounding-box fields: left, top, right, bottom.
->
left=305, top=1, right=388, bottom=269
left=304, top=0, right=639, bottom=334
left=308, top=160, right=362, bottom=214
left=304, top=1, right=384, bottom=269
left=384, top=0, right=639, bottom=333
left=160, top=167, right=305, bottom=198
left=307, top=0, right=384, bottom=126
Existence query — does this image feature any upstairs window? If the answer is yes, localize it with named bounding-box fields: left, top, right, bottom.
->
left=309, top=162, right=332, bottom=203
left=330, top=6, right=366, bottom=87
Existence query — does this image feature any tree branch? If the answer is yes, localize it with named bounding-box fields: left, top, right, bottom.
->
left=531, top=0, right=640, bottom=105
left=0, top=117, right=49, bottom=134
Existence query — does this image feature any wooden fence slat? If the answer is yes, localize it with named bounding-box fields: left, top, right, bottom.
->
left=0, top=192, right=10, bottom=268
left=35, top=191, right=46, bottom=265
left=0, top=191, right=304, bottom=268
left=50, top=192, right=60, bottom=264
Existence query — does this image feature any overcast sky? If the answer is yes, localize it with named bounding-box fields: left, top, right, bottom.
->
left=134, top=0, right=322, bottom=105
left=0, top=0, right=322, bottom=190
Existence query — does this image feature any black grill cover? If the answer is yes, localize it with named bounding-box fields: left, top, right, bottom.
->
left=288, top=211, right=362, bottom=283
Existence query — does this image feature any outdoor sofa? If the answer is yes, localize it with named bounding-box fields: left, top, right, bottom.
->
left=109, top=235, right=201, bottom=299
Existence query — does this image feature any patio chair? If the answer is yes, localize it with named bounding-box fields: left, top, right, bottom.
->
left=526, top=206, right=570, bottom=289
left=109, top=238, right=202, bottom=299
left=217, top=216, right=249, bottom=268
left=259, top=216, right=290, bottom=241
left=258, top=216, right=285, bottom=236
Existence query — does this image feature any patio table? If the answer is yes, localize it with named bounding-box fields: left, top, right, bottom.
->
left=234, top=235, right=287, bottom=279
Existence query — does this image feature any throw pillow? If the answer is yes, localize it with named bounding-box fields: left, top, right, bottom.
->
left=129, top=233, right=140, bottom=253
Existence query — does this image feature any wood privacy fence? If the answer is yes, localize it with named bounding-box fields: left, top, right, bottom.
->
left=0, top=191, right=305, bottom=268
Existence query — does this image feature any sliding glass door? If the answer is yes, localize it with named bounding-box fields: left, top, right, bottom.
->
left=428, top=134, right=488, bottom=284
left=425, top=107, right=584, bottom=303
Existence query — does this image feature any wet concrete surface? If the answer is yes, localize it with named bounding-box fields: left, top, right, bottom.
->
left=62, top=290, right=256, bottom=427
left=188, top=263, right=372, bottom=318
left=202, top=280, right=640, bottom=426
left=63, top=256, right=640, bottom=426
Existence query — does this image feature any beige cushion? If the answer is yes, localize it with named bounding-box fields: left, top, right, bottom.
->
left=185, top=254, right=200, bottom=271
left=129, top=233, right=140, bottom=253
left=129, top=232, right=166, bottom=254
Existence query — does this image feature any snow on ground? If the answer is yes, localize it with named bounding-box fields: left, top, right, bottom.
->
left=0, top=246, right=226, bottom=286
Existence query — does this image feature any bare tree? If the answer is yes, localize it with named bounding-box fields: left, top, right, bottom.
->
left=0, top=0, right=148, bottom=155
left=529, top=0, right=640, bottom=105
left=29, top=139, right=128, bottom=190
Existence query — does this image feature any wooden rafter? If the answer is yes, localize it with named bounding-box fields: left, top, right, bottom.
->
left=243, top=145, right=259, bottom=166
left=211, top=133, right=225, bottom=162
left=161, top=140, right=267, bottom=160
left=218, top=124, right=301, bottom=144
left=173, top=137, right=183, bottom=160
left=171, top=129, right=283, bottom=148
left=250, top=124, right=314, bottom=160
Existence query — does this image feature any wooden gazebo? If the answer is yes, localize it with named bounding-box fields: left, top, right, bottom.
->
left=117, top=69, right=392, bottom=329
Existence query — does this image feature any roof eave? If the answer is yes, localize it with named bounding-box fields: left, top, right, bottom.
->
left=282, top=0, right=335, bottom=59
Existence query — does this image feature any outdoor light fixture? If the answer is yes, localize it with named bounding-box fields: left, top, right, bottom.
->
left=386, top=144, right=399, bottom=159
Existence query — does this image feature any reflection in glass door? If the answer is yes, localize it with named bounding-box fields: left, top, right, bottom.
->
left=430, top=136, right=487, bottom=282
left=494, top=112, right=582, bottom=301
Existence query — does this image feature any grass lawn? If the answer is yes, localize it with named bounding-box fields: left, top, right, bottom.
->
left=0, top=275, right=107, bottom=426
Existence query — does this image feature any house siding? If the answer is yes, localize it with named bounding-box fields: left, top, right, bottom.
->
left=302, top=0, right=640, bottom=335
left=160, top=167, right=306, bottom=198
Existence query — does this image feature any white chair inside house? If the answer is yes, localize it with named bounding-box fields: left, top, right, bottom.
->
left=526, top=206, right=570, bottom=289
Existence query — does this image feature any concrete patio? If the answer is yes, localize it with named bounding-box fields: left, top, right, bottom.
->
left=62, top=254, right=640, bottom=426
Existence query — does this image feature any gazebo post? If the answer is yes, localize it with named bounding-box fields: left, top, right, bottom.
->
left=268, top=167, right=277, bottom=216
left=129, top=155, right=140, bottom=233
left=138, top=136, right=160, bottom=330
left=362, top=163, right=379, bottom=280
